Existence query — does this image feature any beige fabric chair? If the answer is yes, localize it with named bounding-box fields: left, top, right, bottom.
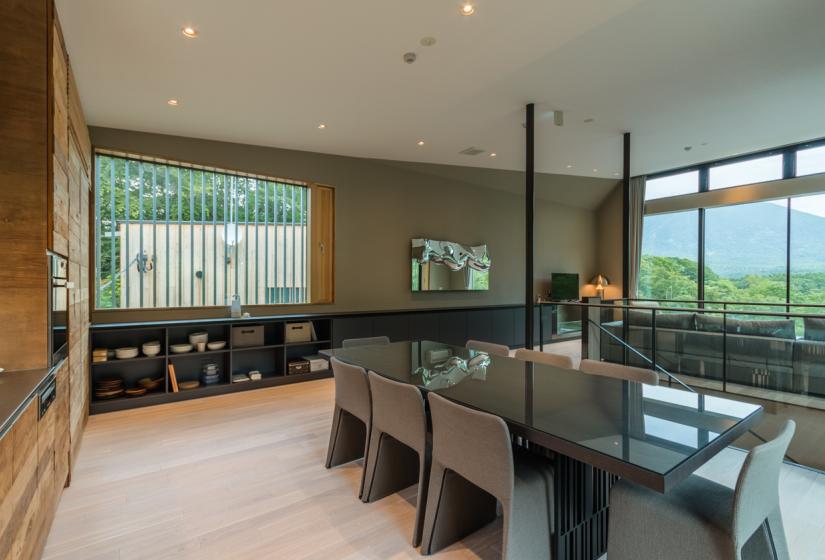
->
left=421, top=393, right=553, bottom=559
left=325, top=357, right=372, bottom=498
left=608, top=420, right=795, bottom=560
left=514, top=347, right=574, bottom=369
left=342, top=336, right=391, bottom=348
left=579, top=358, right=659, bottom=385
left=362, top=372, right=430, bottom=546
left=465, top=339, right=510, bottom=357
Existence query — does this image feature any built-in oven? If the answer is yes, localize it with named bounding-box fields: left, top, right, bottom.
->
left=49, top=252, right=69, bottom=367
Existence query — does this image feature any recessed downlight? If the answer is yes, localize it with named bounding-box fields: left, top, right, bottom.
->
left=460, top=2, right=475, bottom=16
left=417, top=140, right=425, bottom=146
left=566, top=164, right=573, bottom=169
left=317, top=123, right=327, bottom=129
left=167, top=98, right=179, bottom=107
left=489, top=152, right=497, bottom=157
left=593, top=168, right=598, bottom=173
left=181, top=26, right=198, bottom=38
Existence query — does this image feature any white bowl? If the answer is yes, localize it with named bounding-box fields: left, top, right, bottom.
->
left=170, top=343, right=193, bottom=354
left=207, top=341, right=226, bottom=351
left=142, top=343, right=161, bottom=357
left=115, top=347, right=139, bottom=359
left=188, top=331, right=209, bottom=345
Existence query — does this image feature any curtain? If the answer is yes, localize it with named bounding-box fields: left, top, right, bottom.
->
left=627, top=176, right=646, bottom=299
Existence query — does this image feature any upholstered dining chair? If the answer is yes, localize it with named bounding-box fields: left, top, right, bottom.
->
left=579, top=358, right=659, bottom=385
left=465, top=339, right=510, bottom=357
left=342, top=336, right=391, bottom=348
left=514, top=347, right=574, bottom=369
left=608, top=420, right=795, bottom=560
left=361, top=371, right=430, bottom=546
left=325, top=357, right=372, bottom=498
left=421, top=393, right=554, bottom=559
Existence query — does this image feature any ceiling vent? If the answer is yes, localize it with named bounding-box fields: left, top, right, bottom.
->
left=459, top=146, right=485, bottom=156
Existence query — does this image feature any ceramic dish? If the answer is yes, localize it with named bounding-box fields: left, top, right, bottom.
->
left=142, top=341, right=162, bottom=356
left=170, top=343, right=193, bottom=354
left=124, top=387, right=148, bottom=397
left=115, top=347, right=139, bottom=359
left=178, top=380, right=200, bottom=390
left=188, top=331, right=209, bottom=345
left=207, top=341, right=226, bottom=351
left=138, top=377, right=164, bottom=390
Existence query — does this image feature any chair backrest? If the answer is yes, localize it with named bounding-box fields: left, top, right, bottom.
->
left=579, top=359, right=659, bottom=385
left=427, top=392, right=513, bottom=500
left=367, top=371, right=427, bottom=453
left=732, top=420, right=795, bottom=550
left=466, top=339, right=509, bottom=357
left=342, top=336, right=391, bottom=348
left=513, top=348, right=574, bottom=369
left=330, top=357, right=371, bottom=422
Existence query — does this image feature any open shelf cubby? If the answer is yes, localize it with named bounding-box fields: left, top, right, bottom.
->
left=89, top=316, right=333, bottom=414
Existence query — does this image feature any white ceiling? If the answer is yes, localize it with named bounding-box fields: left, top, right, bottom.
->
left=57, top=0, right=825, bottom=179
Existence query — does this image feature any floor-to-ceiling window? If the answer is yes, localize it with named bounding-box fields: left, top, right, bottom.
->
left=639, top=137, right=825, bottom=307
left=638, top=210, right=699, bottom=300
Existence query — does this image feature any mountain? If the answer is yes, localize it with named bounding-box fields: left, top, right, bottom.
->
left=643, top=200, right=825, bottom=278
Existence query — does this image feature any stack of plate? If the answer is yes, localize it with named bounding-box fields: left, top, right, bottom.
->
left=125, top=387, right=148, bottom=398
left=92, top=348, right=108, bottom=363
left=95, top=377, right=124, bottom=400
left=179, top=380, right=200, bottom=390
left=201, top=362, right=221, bottom=385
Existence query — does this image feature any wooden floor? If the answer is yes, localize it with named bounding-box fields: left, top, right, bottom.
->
left=44, top=378, right=825, bottom=560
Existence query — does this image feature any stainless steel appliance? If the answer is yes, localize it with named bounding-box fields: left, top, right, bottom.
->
left=49, top=252, right=69, bottom=366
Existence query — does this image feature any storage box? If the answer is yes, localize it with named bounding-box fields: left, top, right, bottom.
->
left=287, top=359, right=311, bottom=375
left=232, top=324, right=264, bottom=348
left=302, top=354, right=329, bottom=372
left=285, top=321, right=314, bottom=343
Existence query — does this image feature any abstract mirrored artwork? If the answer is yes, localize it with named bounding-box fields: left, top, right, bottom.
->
left=411, top=238, right=490, bottom=291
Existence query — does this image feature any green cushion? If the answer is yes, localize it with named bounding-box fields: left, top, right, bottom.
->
left=804, top=317, right=825, bottom=341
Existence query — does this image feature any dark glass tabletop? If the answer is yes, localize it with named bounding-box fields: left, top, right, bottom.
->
left=324, top=340, right=764, bottom=492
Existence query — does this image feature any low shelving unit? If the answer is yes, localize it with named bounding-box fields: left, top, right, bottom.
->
left=90, top=317, right=333, bottom=414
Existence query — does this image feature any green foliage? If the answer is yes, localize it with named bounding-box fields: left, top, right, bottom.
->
left=639, top=255, right=825, bottom=307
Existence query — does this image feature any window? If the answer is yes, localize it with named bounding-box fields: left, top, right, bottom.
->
left=644, top=170, right=699, bottom=201
left=94, top=153, right=332, bottom=309
left=708, top=154, right=783, bottom=190
left=704, top=200, right=787, bottom=303
left=790, top=194, right=825, bottom=305
left=796, top=145, right=825, bottom=176
left=638, top=210, right=698, bottom=300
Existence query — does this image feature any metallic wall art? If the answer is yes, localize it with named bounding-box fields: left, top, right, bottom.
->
left=411, top=238, right=490, bottom=291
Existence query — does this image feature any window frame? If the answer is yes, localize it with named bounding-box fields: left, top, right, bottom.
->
left=91, top=149, right=334, bottom=312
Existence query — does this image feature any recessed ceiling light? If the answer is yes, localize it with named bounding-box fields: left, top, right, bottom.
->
left=167, top=98, right=179, bottom=106
left=317, top=123, right=326, bottom=129
left=181, top=26, right=198, bottom=38
left=614, top=172, right=620, bottom=176
left=583, top=118, right=595, bottom=123
left=460, top=2, right=475, bottom=16
left=420, top=36, right=437, bottom=47
left=417, top=140, right=425, bottom=146
left=566, top=164, right=573, bottom=169
left=490, top=152, right=497, bottom=157
left=593, top=168, right=598, bottom=173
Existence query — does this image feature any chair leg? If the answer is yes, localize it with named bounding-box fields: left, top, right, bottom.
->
left=765, top=507, right=790, bottom=560
left=411, top=451, right=431, bottom=547
left=362, top=430, right=420, bottom=504
left=325, top=406, right=367, bottom=469
left=420, top=462, right=497, bottom=555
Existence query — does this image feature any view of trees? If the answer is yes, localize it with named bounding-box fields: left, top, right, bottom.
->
left=638, top=254, right=825, bottom=307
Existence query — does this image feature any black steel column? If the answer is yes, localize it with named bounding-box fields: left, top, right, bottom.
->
left=525, top=103, right=535, bottom=349
left=621, top=132, right=630, bottom=299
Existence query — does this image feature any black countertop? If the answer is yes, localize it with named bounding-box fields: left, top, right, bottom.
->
left=0, top=366, right=54, bottom=437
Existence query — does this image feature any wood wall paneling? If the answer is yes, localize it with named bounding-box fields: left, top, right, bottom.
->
left=309, top=184, right=334, bottom=304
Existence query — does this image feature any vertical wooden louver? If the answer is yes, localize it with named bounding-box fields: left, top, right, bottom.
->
left=309, top=184, right=334, bottom=304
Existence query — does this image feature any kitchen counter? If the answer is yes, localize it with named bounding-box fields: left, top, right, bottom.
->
left=0, top=365, right=53, bottom=437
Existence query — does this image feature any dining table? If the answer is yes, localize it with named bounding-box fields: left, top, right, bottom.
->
left=322, top=340, right=764, bottom=560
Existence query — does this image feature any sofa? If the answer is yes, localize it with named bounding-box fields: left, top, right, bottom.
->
left=599, top=310, right=825, bottom=397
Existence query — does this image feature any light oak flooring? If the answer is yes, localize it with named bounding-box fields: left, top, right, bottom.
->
left=44, top=378, right=825, bottom=560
